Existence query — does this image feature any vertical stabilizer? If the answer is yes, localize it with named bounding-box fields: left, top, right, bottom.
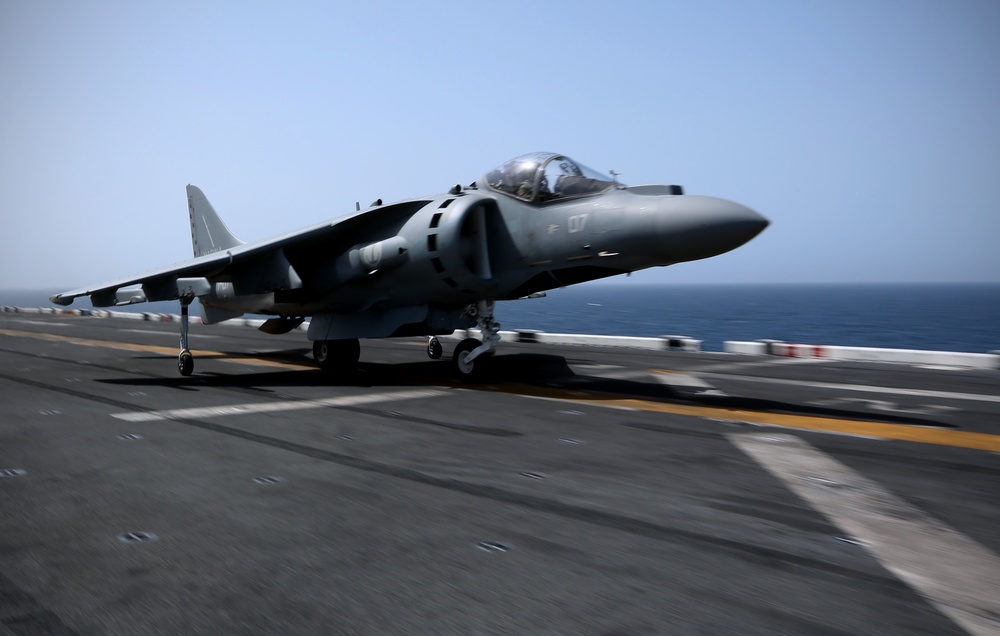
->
left=187, top=185, right=244, bottom=257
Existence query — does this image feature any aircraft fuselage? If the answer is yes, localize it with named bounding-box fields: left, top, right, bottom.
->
left=201, top=181, right=767, bottom=340
left=51, top=152, right=768, bottom=375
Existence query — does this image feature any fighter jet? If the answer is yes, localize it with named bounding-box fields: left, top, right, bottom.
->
left=51, top=152, right=768, bottom=377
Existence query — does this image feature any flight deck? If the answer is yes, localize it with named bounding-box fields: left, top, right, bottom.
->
left=2, top=311, right=999, bottom=635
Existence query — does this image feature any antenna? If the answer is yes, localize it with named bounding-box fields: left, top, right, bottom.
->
left=610, top=170, right=622, bottom=189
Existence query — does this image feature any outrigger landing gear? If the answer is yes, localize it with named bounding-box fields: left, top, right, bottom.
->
left=453, top=300, right=501, bottom=378
left=177, top=297, right=194, bottom=376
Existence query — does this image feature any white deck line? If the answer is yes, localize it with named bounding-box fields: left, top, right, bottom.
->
left=112, top=389, right=444, bottom=422
left=731, top=433, right=1000, bottom=636
left=700, top=372, right=1000, bottom=404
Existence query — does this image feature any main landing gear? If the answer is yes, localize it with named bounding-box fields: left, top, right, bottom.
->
left=427, top=336, right=443, bottom=360
left=177, top=297, right=194, bottom=376
left=313, top=339, right=361, bottom=374
left=450, top=300, right=501, bottom=378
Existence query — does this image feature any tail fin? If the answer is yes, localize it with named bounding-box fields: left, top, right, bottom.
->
left=187, top=185, right=244, bottom=257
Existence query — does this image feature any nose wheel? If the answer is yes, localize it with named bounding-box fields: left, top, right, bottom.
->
left=453, top=337, right=486, bottom=377
left=452, top=300, right=501, bottom=378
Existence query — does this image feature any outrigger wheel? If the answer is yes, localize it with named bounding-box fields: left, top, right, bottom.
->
left=178, top=350, right=194, bottom=376
left=177, top=296, right=194, bottom=376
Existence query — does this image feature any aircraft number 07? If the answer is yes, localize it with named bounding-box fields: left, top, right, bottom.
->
left=568, top=214, right=588, bottom=233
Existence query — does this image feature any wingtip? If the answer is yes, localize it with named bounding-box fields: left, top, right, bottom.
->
left=50, top=294, right=73, bottom=306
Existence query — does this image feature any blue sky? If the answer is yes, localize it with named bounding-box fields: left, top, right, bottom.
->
left=2, top=0, right=998, bottom=290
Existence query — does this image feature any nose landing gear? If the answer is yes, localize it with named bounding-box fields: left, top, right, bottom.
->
left=453, top=300, right=501, bottom=378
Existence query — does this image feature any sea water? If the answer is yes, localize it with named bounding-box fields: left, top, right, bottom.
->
left=4, top=283, right=998, bottom=353
left=496, top=283, right=1000, bottom=353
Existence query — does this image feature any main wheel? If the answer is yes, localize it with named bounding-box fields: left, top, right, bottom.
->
left=313, top=339, right=361, bottom=373
left=178, top=350, right=194, bottom=376
left=427, top=337, right=443, bottom=360
left=453, top=337, right=483, bottom=378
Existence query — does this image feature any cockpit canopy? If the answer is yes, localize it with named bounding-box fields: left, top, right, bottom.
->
left=484, top=152, right=617, bottom=204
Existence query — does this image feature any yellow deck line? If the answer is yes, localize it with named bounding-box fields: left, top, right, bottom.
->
left=0, top=328, right=316, bottom=371
left=5, top=326, right=1000, bottom=453
left=466, top=382, right=1000, bottom=453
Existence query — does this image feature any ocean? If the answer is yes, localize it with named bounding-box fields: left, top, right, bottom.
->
left=495, top=283, right=1000, bottom=353
left=4, top=283, right=998, bottom=354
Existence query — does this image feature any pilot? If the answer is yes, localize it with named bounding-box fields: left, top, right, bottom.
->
left=516, top=180, right=533, bottom=200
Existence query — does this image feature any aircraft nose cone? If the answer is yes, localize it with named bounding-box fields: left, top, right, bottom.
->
left=654, top=195, right=769, bottom=263
left=705, top=198, right=769, bottom=249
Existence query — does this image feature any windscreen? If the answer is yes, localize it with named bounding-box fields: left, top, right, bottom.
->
left=485, top=153, right=616, bottom=203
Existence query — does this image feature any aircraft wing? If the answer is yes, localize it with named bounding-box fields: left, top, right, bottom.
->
left=51, top=196, right=430, bottom=308
left=50, top=249, right=236, bottom=307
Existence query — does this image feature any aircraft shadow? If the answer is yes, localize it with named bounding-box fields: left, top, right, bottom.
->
left=97, top=350, right=950, bottom=428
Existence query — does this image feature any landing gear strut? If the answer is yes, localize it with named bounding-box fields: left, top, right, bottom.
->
left=177, top=297, right=194, bottom=376
left=313, top=339, right=361, bottom=374
left=453, top=300, right=501, bottom=378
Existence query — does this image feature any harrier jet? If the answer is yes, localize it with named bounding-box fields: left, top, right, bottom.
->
left=52, top=152, right=768, bottom=377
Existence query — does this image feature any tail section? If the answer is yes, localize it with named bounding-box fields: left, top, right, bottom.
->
left=187, top=185, right=244, bottom=257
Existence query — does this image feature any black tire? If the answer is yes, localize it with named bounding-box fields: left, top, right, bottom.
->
left=453, top=338, right=483, bottom=378
left=313, top=339, right=361, bottom=373
left=427, top=337, right=443, bottom=360
left=178, top=351, right=194, bottom=376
